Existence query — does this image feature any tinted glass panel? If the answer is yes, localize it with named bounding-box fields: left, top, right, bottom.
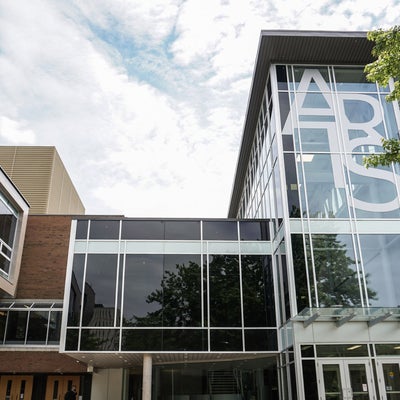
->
left=162, top=329, right=207, bottom=351
left=359, top=234, right=400, bottom=307
left=5, top=311, right=27, bottom=343
left=65, top=329, right=79, bottom=350
left=210, top=329, right=242, bottom=351
left=165, top=221, right=200, bottom=240
left=375, top=344, right=400, bottom=356
left=123, top=254, right=163, bottom=326
left=316, top=344, right=368, bottom=357
left=82, top=254, right=118, bottom=326
left=48, top=311, right=62, bottom=344
left=121, top=329, right=162, bottom=351
left=162, top=254, right=201, bottom=327
left=302, top=360, right=318, bottom=400
left=80, top=329, right=119, bottom=351
left=292, top=235, right=309, bottom=312
left=89, top=219, right=120, bottom=239
left=68, top=254, right=85, bottom=326
left=239, top=221, right=269, bottom=241
left=276, top=65, right=288, bottom=90
left=334, top=67, right=375, bottom=92
left=263, top=255, right=276, bottom=326
left=301, top=345, right=315, bottom=358
left=242, top=255, right=267, bottom=327
left=312, top=234, right=361, bottom=307
left=209, top=255, right=241, bottom=327
left=26, top=310, right=48, bottom=344
left=284, top=153, right=300, bottom=217
left=121, top=220, right=164, bottom=240
left=0, top=311, right=6, bottom=343
left=203, top=221, right=238, bottom=240
left=0, top=213, right=16, bottom=248
left=75, top=220, right=88, bottom=239
left=244, top=329, right=277, bottom=351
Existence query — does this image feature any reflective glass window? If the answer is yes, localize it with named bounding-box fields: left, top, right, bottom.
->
left=0, top=198, right=17, bottom=248
left=121, top=220, right=164, bottom=240
left=279, top=92, right=291, bottom=132
left=299, top=128, right=331, bottom=152
left=302, top=154, right=349, bottom=218
left=302, top=360, right=318, bottom=399
left=162, top=329, right=207, bottom=351
left=210, top=329, right=242, bottom=351
left=26, top=311, right=48, bottom=344
left=165, top=220, right=201, bottom=240
left=209, top=255, right=241, bottom=327
left=292, top=234, right=310, bottom=312
left=65, top=329, right=79, bottom=351
left=48, top=311, right=62, bottom=344
left=239, top=221, right=269, bottom=241
left=312, top=234, right=361, bottom=307
left=82, top=254, right=118, bottom=326
left=89, top=220, right=120, bottom=239
left=284, top=154, right=300, bottom=217
left=68, top=254, right=85, bottom=326
left=348, top=168, right=400, bottom=218
left=123, top=254, right=163, bottom=326
left=75, top=220, right=88, bottom=239
left=334, top=67, right=375, bottom=92
left=292, top=67, right=330, bottom=90
left=359, top=234, right=400, bottom=307
left=0, top=255, right=10, bottom=275
left=121, top=329, right=162, bottom=351
left=276, top=65, right=288, bottom=90
left=244, top=329, right=277, bottom=351
left=0, top=310, right=6, bottom=343
left=375, top=344, right=400, bottom=356
left=80, top=329, right=119, bottom=351
left=5, top=311, right=27, bottom=343
left=162, top=254, right=201, bottom=327
left=242, top=255, right=268, bottom=327
left=316, top=344, right=368, bottom=357
left=203, top=221, right=238, bottom=240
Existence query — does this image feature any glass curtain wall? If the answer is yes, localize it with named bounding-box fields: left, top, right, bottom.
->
left=65, top=219, right=278, bottom=353
left=276, top=64, right=400, bottom=311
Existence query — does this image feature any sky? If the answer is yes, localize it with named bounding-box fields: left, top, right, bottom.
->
left=0, top=1, right=398, bottom=218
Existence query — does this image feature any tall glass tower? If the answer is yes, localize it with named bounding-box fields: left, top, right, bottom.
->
left=229, top=31, right=400, bottom=400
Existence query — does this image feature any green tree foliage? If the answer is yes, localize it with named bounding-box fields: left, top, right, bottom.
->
left=363, top=26, right=400, bottom=168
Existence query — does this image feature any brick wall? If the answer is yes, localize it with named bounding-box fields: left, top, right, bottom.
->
left=16, top=215, right=73, bottom=299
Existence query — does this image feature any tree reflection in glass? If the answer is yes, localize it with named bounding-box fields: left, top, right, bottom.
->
left=293, top=233, right=377, bottom=309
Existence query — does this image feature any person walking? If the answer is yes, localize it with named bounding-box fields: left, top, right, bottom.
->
left=64, top=385, right=77, bottom=400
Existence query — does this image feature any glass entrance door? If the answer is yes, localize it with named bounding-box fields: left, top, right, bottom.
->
left=376, top=360, right=400, bottom=399
left=317, top=360, right=375, bottom=400
left=45, top=376, right=80, bottom=400
left=0, top=375, right=33, bottom=400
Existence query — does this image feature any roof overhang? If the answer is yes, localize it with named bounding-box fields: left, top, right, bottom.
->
left=228, top=30, right=375, bottom=217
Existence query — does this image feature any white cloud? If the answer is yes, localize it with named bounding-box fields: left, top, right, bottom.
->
left=0, top=117, right=35, bottom=144
left=0, top=0, right=397, bottom=217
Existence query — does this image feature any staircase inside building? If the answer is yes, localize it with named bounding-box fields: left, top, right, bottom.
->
left=208, top=370, right=241, bottom=398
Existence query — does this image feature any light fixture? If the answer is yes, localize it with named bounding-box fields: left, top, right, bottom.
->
left=296, top=154, right=314, bottom=163
left=347, top=345, right=362, bottom=351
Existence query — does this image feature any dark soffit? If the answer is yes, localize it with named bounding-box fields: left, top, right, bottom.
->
left=228, top=30, right=375, bottom=218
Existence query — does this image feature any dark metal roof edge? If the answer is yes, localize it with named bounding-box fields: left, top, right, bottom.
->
left=228, top=30, right=373, bottom=218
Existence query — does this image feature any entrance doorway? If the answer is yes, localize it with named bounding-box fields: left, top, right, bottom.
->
left=317, top=360, right=376, bottom=400
left=45, top=376, right=80, bottom=400
left=376, top=359, right=400, bottom=399
left=0, top=375, right=33, bottom=400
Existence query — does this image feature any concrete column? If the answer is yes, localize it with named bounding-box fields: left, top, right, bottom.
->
left=142, top=354, right=152, bottom=400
